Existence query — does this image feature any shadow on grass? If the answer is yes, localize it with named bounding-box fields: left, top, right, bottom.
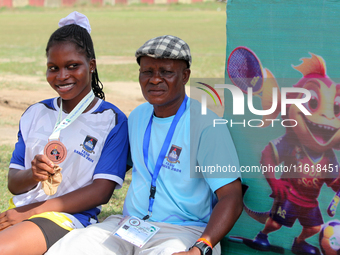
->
left=99, top=170, right=132, bottom=222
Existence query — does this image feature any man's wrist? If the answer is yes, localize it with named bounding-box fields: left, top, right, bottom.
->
left=197, top=238, right=213, bottom=248
left=189, top=238, right=213, bottom=255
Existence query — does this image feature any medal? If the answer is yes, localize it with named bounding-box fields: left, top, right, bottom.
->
left=44, top=140, right=67, bottom=164
left=41, top=165, right=63, bottom=196
left=44, top=90, right=95, bottom=163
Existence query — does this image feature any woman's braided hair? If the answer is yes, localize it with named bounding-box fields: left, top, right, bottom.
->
left=46, top=24, right=105, bottom=100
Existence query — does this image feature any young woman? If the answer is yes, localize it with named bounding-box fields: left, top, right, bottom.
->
left=0, top=12, right=128, bottom=254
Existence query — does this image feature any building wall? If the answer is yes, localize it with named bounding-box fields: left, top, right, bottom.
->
left=141, top=0, right=153, bottom=4
left=91, top=0, right=102, bottom=4
left=12, top=0, right=28, bottom=7
left=103, top=0, right=114, bottom=4
left=29, top=0, right=44, bottom=6
left=0, top=0, right=13, bottom=7
left=0, top=0, right=207, bottom=6
left=61, top=0, right=77, bottom=6
left=44, top=0, right=61, bottom=7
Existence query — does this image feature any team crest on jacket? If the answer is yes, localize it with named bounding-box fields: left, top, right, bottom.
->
left=80, top=135, right=98, bottom=154
left=166, top=145, right=182, bottom=163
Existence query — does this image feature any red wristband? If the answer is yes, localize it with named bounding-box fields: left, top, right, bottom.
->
left=197, top=238, right=213, bottom=248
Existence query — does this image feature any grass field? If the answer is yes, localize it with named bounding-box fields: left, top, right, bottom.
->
left=0, top=2, right=227, bottom=85
left=0, top=2, right=227, bottom=219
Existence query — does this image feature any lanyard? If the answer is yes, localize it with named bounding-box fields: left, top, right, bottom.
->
left=142, top=96, right=188, bottom=220
left=49, top=90, right=95, bottom=141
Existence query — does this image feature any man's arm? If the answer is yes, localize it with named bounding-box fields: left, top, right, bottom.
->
left=174, top=178, right=243, bottom=254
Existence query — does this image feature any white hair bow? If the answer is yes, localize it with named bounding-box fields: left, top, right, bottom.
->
left=58, top=11, right=91, bottom=34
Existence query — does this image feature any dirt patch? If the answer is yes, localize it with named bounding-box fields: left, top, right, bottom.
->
left=0, top=74, right=46, bottom=86
left=0, top=57, right=37, bottom=64
left=0, top=56, right=136, bottom=65
left=0, top=74, right=221, bottom=147
left=0, top=80, right=144, bottom=146
left=96, top=56, right=136, bottom=65
left=104, top=81, right=146, bottom=114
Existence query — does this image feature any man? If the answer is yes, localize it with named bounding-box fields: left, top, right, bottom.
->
left=47, top=35, right=242, bottom=255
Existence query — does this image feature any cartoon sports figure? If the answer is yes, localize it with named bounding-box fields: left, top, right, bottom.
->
left=228, top=49, right=340, bottom=255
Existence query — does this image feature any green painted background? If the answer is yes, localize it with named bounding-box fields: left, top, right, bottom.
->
left=222, top=0, right=340, bottom=254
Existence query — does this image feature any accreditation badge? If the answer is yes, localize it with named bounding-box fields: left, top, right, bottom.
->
left=114, top=216, right=160, bottom=248
left=44, top=140, right=67, bottom=164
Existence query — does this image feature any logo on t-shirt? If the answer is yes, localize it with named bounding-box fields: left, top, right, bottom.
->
left=80, top=135, right=98, bottom=153
left=166, top=145, right=182, bottom=163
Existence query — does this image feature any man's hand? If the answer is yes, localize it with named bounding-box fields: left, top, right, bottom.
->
left=172, top=246, right=201, bottom=255
left=174, top=179, right=242, bottom=255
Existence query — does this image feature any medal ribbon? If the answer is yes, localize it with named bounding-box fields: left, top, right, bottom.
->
left=142, top=96, right=188, bottom=220
left=49, top=90, right=95, bottom=141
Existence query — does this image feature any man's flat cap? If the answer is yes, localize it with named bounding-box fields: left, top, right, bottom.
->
left=135, top=35, right=192, bottom=68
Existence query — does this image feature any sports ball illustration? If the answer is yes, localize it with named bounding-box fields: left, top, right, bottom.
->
left=320, top=221, right=340, bottom=255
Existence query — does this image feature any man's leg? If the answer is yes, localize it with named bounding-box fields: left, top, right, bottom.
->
left=47, top=215, right=134, bottom=255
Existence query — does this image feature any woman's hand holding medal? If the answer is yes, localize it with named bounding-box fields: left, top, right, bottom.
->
left=31, top=154, right=63, bottom=195
left=31, top=154, right=56, bottom=182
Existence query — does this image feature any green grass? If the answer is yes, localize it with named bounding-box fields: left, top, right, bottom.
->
left=0, top=145, right=13, bottom=212
left=0, top=2, right=227, bottom=86
left=99, top=170, right=132, bottom=221
left=0, top=2, right=227, bottom=219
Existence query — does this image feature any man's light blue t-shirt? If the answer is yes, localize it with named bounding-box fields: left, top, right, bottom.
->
left=124, top=98, right=240, bottom=227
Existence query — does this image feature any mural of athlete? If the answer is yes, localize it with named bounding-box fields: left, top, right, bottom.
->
left=249, top=54, right=340, bottom=255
